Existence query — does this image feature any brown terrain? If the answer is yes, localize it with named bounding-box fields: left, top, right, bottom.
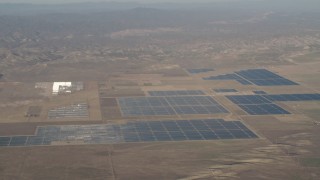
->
left=0, top=2, right=320, bottom=180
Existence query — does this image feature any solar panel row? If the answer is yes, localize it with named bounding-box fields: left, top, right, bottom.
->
left=226, top=93, right=320, bottom=115
left=253, top=91, right=267, bottom=95
left=235, top=69, right=283, bottom=79
left=121, top=106, right=176, bottom=116
left=187, top=68, right=214, bottom=74
left=263, top=94, right=320, bottom=102
left=248, top=79, right=297, bottom=86
left=149, top=90, right=205, bottom=96
left=227, top=95, right=272, bottom=105
left=203, top=69, right=299, bottom=86
left=213, top=89, right=238, bottom=93
left=0, top=119, right=258, bottom=147
left=203, top=73, right=252, bottom=85
left=234, top=69, right=298, bottom=86
left=239, top=104, right=290, bottom=115
left=48, top=103, right=89, bottom=119
left=118, top=96, right=228, bottom=116
left=226, top=95, right=289, bottom=115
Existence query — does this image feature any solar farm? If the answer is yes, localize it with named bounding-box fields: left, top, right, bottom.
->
left=214, top=88, right=238, bottom=93
left=1, top=67, right=320, bottom=179
left=1, top=68, right=320, bottom=147
left=226, top=93, right=320, bottom=115
left=48, top=102, right=89, bottom=119
left=253, top=90, right=267, bottom=95
left=0, top=119, right=258, bottom=147
left=203, top=69, right=299, bottom=86
left=148, top=90, right=205, bottom=96
left=118, top=95, right=228, bottom=116
left=2, top=4, right=320, bottom=178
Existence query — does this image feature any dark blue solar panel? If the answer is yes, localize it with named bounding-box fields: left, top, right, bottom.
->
left=9, top=136, right=28, bottom=146
left=227, top=93, right=320, bottom=114
left=1, top=119, right=257, bottom=147
left=0, top=137, right=11, bottom=146
left=204, top=74, right=240, bottom=80
left=239, top=104, right=290, bottom=115
left=139, top=132, right=156, bottom=141
left=154, top=107, right=176, bottom=115
left=214, top=89, right=238, bottom=93
left=253, top=91, right=267, bottom=95
left=153, top=132, right=172, bottom=141
left=198, top=131, right=218, bottom=140
left=203, top=73, right=253, bottom=85
left=235, top=69, right=280, bottom=79
left=204, top=69, right=298, bottom=86
left=162, top=121, right=180, bottom=131
left=226, top=94, right=297, bottom=115
left=148, top=121, right=166, bottom=131
left=149, top=90, right=205, bottom=96
left=214, top=130, right=234, bottom=139
left=263, top=94, right=320, bottom=102
left=168, top=131, right=187, bottom=141
left=239, top=105, right=266, bottom=115
left=165, top=96, right=189, bottom=106
left=120, top=126, right=136, bottom=133
left=226, top=95, right=271, bottom=105
left=141, top=108, right=155, bottom=116
left=178, top=126, right=196, bottom=132
left=247, top=95, right=272, bottom=104
left=184, top=131, right=204, bottom=140
left=119, top=96, right=228, bottom=116
left=173, top=106, right=197, bottom=114
left=189, top=120, right=212, bottom=131
left=191, top=106, right=210, bottom=114
left=26, top=136, right=44, bottom=146
left=205, top=105, right=228, bottom=113
left=133, top=124, right=149, bottom=130
left=176, top=120, right=193, bottom=127
left=221, top=121, right=240, bottom=129
left=123, top=133, right=140, bottom=142
left=233, top=121, right=250, bottom=131
left=215, top=131, right=233, bottom=137
left=244, top=130, right=259, bottom=138
left=203, top=119, right=224, bottom=129
left=237, top=79, right=253, bottom=85
left=235, top=69, right=298, bottom=86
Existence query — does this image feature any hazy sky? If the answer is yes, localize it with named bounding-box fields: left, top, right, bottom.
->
left=0, top=0, right=318, bottom=6
left=0, top=0, right=247, bottom=4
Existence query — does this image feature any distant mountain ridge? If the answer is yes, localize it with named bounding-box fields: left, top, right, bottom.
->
left=1, top=1, right=320, bottom=16
left=0, top=2, right=142, bottom=15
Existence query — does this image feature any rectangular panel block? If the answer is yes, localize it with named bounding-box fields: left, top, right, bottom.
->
left=1, top=119, right=258, bottom=147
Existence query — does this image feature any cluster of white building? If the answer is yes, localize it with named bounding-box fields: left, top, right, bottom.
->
left=52, top=82, right=83, bottom=95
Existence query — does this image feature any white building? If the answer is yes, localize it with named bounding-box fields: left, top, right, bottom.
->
left=52, top=82, right=72, bottom=95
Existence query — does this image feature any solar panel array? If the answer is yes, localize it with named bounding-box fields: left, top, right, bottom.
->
left=187, top=68, right=214, bottom=74
left=253, top=91, right=267, bottom=95
left=118, top=96, right=228, bottom=116
left=203, top=73, right=252, bottom=85
left=214, top=89, right=238, bottom=93
left=226, top=95, right=290, bottom=115
left=263, top=93, right=320, bottom=102
left=149, top=90, right=205, bottom=96
left=203, top=69, right=299, bottom=86
left=0, top=119, right=258, bottom=147
left=48, top=103, right=89, bottom=119
left=235, top=69, right=298, bottom=86
left=226, top=93, right=320, bottom=115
